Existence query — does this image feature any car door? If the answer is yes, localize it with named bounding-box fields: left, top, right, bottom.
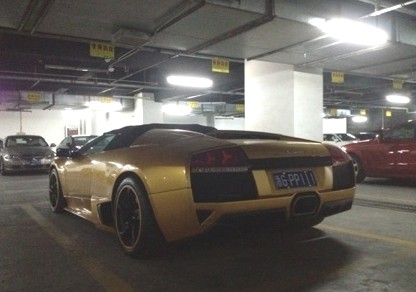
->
left=382, top=123, right=416, bottom=178
left=63, top=134, right=116, bottom=206
left=359, top=138, right=394, bottom=177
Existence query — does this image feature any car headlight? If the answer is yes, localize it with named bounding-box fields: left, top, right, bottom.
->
left=4, top=154, right=19, bottom=160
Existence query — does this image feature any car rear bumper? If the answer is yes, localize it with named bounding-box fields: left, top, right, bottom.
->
left=149, top=187, right=355, bottom=242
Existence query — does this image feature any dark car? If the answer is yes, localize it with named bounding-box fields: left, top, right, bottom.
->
left=0, top=135, right=55, bottom=175
left=56, top=135, right=98, bottom=152
left=342, top=121, right=416, bottom=182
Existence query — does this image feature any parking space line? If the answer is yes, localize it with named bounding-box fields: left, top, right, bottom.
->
left=356, top=194, right=416, bottom=205
left=20, top=204, right=133, bottom=292
left=320, top=224, right=416, bottom=250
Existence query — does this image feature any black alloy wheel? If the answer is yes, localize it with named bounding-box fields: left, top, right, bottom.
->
left=49, top=169, right=66, bottom=213
left=114, top=177, right=162, bottom=258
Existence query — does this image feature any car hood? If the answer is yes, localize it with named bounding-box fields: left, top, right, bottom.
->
left=4, top=146, right=55, bottom=156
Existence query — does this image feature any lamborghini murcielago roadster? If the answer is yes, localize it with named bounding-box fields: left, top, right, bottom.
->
left=49, top=123, right=355, bottom=257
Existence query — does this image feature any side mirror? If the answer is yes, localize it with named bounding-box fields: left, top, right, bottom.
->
left=56, top=148, right=72, bottom=157
left=50, top=143, right=57, bottom=147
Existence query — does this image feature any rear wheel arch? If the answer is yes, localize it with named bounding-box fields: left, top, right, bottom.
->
left=112, top=172, right=148, bottom=202
left=112, top=174, right=164, bottom=257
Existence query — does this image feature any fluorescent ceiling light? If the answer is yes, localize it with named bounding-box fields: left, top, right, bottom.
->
left=386, top=95, right=410, bottom=104
left=167, top=75, right=213, bottom=88
left=315, top=18, right=388, bottom=46
left=352, top=116, right=368, bottom=123
left=162, top=103, right=192, bottom=116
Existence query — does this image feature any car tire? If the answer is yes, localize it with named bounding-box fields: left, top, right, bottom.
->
left=49, top=168, right=66, bottom=213
left=349, top=154, right=365, bottom=183
left=114, top=177, right=163, bottom=258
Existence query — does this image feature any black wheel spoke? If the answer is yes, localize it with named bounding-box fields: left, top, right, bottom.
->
left=117, top=185, right=141, bottom=247
left=49, top=170, right=65, bottom=212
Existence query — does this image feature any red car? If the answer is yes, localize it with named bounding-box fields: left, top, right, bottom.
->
left=342, top=121, right=416, bottom=182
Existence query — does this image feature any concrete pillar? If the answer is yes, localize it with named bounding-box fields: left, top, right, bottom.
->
left=245, top=60, right=323, bottom=141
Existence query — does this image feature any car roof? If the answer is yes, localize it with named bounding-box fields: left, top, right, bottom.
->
left=104, top=124, right=218, bottom=150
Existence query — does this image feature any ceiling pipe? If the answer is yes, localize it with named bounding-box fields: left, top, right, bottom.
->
left=0, top=74, right=242, bottom=97
left=18, top=0, right=40, bottom=31
left=154, top=0, right=206, bottom=34
left=186, top=0, right=274, bottom=54
left=30, top=0, right=55, bottom=34
left=296, top=42, right=392, bottom=68
left=250, top=0, right=416, bottom=62
left=109, top=1, right=206, bottom=68
left=358, top=0, right=416, bottom=17
left=111, top=0, right=273, bottom=84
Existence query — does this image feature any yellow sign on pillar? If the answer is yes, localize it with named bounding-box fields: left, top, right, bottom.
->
left=393, top=79, right=403, bottom=89
left=188, top=101, right=200, bottom=109
left=99, top=97, right=113, bottom=103
left=236, top=104, right=244, bottom=112
left=212, top=58, right=229, bottom=73
left=90, top=42, right=115, bottom=59
left=26, top=92, right=43, bottom=103
left=331, top=72, right=344, bottom=83
left=385, top=110, right=392, bottom=117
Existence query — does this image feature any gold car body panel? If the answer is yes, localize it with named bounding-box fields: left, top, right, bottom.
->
left=53, top=132, right=355, bottom=242
left=150, top=187, right=354, bottom=242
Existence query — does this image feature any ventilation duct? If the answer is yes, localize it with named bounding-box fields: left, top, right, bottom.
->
left=112, top=28, right=151, bottom=47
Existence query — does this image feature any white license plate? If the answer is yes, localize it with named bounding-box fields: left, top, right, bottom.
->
left=273, top=170, right=317, bottom=189
left=30, top=158, right=41, bottom=165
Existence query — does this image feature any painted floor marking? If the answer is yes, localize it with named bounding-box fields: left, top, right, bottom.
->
left=320, top=224, right=416, bottom=251
left=20, top=204, right=133, bottom=292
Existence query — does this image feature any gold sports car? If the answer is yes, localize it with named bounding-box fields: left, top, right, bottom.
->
left=50, top=124, right=355, bottom=257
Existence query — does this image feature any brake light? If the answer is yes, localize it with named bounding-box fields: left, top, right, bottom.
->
left=324, top=144, right=351, bottom=166
left=190, top=147, right=249, bottom=173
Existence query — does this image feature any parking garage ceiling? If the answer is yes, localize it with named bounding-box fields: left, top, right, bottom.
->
left=1, top=0, right=416, bottom=113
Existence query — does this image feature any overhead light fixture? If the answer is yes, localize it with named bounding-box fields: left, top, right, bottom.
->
left=162, top=103, right=192, bottom=116
left=386, top=94, right=410, bottom=104
left=167, top=75, right=213, bottom=88
left=312, top=18, right=388, bottom=46
left=352, top=116, right=368, bottom=123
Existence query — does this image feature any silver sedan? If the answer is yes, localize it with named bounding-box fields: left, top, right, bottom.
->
left=0, top=135, right=55, bottom=175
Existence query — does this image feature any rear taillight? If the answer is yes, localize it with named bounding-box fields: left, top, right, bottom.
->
left=190, top=147, right=249, bottom=173
left=324, top=144, right=351, bottom=166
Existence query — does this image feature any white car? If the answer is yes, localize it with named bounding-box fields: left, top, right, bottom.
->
left=323, top=133, right=359, bottom=147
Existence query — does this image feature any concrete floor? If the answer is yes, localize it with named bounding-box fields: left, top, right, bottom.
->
left=0, top=173, right=415, bottom=291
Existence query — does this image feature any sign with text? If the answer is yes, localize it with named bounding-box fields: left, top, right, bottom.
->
left=331, top=72, right=344, bottom=83
left=90, top=42, right=115, bottom=59
left=212, top=58, right=229, bottom=73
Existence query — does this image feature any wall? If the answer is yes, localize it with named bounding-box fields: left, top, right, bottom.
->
left=245, top=60, right=323, bottom=141
left=294, top=70, right=323, bottom=140
left=0, top=110, right=92, bottom=145
left=0, top=99, right=210, bottom=145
